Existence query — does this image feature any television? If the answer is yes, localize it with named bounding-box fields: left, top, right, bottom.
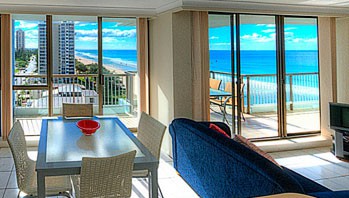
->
left=329, top=102, right=349, bottom=131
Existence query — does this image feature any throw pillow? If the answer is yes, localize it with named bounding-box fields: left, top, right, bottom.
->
left=233, top=134, right=280, bottom=166
left=209, top=123, right=231, bottom=138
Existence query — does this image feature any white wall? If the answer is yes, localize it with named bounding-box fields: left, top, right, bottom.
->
left=149, top=11, right=195, bottom=155
left=149, top=12, right=174, bottom=155
left=318, top=17, right=336, bottom=138
left=336, top=18, right=349, bottom=103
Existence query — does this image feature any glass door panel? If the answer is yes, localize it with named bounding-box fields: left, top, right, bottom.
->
left=101, top=18, right=138, bottom=116
left=239, top=15, right=278, bottom=138
left=284, top=17, right=320, bottom=134
left=208, top=14, right=234, bottom=129
left=52, top=15, right=98, bottom=114
left=12, top=14, right=49, bottom=117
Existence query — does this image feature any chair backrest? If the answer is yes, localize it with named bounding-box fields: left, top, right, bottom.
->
left=80, top=150, right=136, bottom=198
left=7, top=121, right=31, bottom=191
left=224, top=82, right=245, bottom=96
left=224, top=82, right=245, bottom=105
left=209, top=78, right=222, bottom=90
left=137, top=112, right=167, bottom=160
left=62, top=103, right=93, bottom=118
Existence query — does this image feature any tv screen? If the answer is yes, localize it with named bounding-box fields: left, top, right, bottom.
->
left=330, top=102, right=349, bottom=131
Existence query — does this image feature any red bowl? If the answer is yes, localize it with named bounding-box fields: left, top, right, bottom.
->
left=76, top=120, right=100, bottom=135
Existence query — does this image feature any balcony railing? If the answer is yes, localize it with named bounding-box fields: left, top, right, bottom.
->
left=13, top=72, right=137, bottom=116
left=210, top=71, right=319, bottom=113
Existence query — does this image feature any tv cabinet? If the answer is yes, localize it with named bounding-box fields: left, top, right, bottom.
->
left=329, top=102, right=349, bottom=160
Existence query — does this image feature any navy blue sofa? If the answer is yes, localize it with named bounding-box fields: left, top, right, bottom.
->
left=169, top=118, right=349, bottom=198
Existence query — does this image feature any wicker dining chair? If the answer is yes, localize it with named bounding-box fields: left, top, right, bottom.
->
left=7, top=121, right=72, bottom=197
left=133, top=112, right=167, bottom=197
left=62, top=103, right=93, bottom=118
left=70, top=150, right=136, bottom=198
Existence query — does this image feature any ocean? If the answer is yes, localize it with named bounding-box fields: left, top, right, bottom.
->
left=75, top=49, right=138, bottom=72
left=76, top=49, right=319, bottom=74
left=75, top=49, right=319, bottom=106
left=210, top=50, right=319, bottom=74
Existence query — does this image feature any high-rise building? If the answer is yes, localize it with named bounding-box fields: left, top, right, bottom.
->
left=16, top=29, right=25, bottom=51
left=58, top=22, right=75, bottom=74
left=38, top=21, right=75, bottom=74
left=38, top=24, right=47, bottom=74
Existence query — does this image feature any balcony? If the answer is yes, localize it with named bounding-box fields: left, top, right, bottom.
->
left=210, top=71, right=320, bottom=139
left=13, top=72, right=138, bottom=127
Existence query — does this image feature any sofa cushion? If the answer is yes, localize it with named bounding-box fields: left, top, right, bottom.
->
left=209, top=123, right=230, bottom=138
left=234, top=134, right=280, bottom=166
left=200, top=121, right=232, bottom=137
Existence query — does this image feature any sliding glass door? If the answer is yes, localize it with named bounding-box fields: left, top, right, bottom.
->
left=208, top=13, right=320, bottom=139
left=284, top=17, right=320, bottom=135
left=239, top=15, right=278, bottom=139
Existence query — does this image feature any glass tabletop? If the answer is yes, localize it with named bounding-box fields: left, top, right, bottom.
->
left=46, top=118, right=145, bottom=163
left=210, top=88, right=231, bottom=97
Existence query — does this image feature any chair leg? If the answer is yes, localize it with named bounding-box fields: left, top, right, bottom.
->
left=223, top=105, right=230, bottom=125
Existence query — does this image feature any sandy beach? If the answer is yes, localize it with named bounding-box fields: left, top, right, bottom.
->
left=76, top=55, right=125, bottom=74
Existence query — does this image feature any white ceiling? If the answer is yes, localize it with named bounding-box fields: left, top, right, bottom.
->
left=1, top=0, right=349, bottom=16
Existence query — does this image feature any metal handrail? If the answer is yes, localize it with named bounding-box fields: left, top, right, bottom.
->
left=210, top=71, right=319, bottom=113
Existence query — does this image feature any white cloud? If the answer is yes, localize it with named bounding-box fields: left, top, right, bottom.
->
left=304, top=38, right=317, bottom=42
left=76, top=37, right=97, bottom=42
left=16, top=21, right=38, bottom=29
left=212, top=42, right=231, bottom=46
left=75, top=22, right=97, bottom=27
left=292, top=38, right=317, bottom=43
left=25, top=30, right=38, bottom=39
left=284, top=32, right=295, bottom=41
left=285, top=27, right=297, bottom=31
left=103, top=37, right=117, bottom=43
left=210, top=36, right=219, bottom=40
left=75, top=28, right=136, bottom=38
left=75, top=29, right=98, bottom=37
left=262, top=29, right=275, bottom=33
left=257, top=24, right=275, bottom=28
left=102, top=28, right=136, bottom=38
left=241, top=33, right=275, bottom=43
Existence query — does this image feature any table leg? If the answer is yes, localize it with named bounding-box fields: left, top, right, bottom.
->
left=149, top=167, right=158, bottom=198
left=37, top=172, right=45, bottom=198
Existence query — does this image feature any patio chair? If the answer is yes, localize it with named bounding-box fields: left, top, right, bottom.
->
left=210, top=78, right=222, bottom=99
left=133, top=112, right=167, bottom=197
left=210, top=82, right=246, bottom=124
left=70, top=150, right=136, bottom=198
left=62, top=103, right=93, bottom=118
left=7, top=121, right=72, bottom=197
left=210, top=78, right=222, bottom=90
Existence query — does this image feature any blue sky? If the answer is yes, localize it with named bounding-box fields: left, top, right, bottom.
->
left=15, top=20, right=318, bottom=51
left=209, top=24, right=318, bottom=51
left=14, top=20, right=137, bottom=50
